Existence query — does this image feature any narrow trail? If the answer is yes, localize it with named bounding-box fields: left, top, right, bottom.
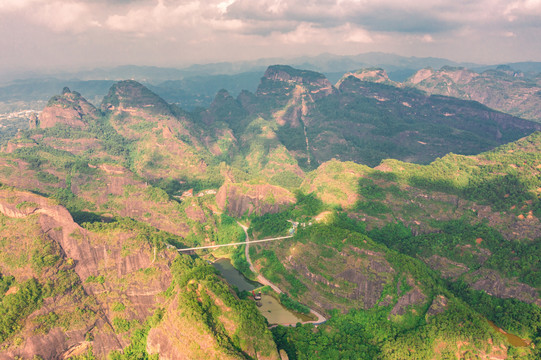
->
left=238, top=223, right=327, bottom=326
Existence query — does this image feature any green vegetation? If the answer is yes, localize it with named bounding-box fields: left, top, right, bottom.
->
left=108, top=309, right=164, bottom=360
left=448, top=280, right=541, bottom=339
left=250, top=249, right=306, bottom=297
left=273, top=294, right=499, bottom=360
left=0, top=278, right=42, bottom=342
left=0, top=72, right=540, bottom=359
left=231, top=244, right=255, bottom=279
left=279, top=293, right=310, bottom=314
left=249, top=211, right=291, bottom=238
left=370, top=219, right=540, bottom=288
left=0, top=273, right=14, bottom=300
left=171, top=254, right=278, bottom=358
left=85, top=275, right=105, bottom=284
left=31, top=237, right=61, bottom=274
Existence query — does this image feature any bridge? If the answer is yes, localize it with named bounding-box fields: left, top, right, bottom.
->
left=175, top=223, right=327, bottom=326
left=176, top=235, right=293, bottom=252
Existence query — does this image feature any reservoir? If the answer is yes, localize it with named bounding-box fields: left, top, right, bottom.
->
left=258, top=294, right=305, bottom=325
left=212, top=258, right=306, bottom=325
left=212, top=258, right=260, bottom=292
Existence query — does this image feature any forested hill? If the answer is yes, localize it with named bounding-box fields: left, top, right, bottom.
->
left=209, top=64, right=541, bottom=168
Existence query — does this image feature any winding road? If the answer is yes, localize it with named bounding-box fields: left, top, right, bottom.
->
left=238, top=223, right=327, bottom=326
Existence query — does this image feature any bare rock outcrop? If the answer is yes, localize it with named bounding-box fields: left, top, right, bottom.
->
left=216, top=181, right=295, bottom=217
left=390, top=286, right=427, bottom=316
left=425, top=295, right=449, bottom=321
left=0, top=188, right=174, bottom=358
left=39, top=87, right=100, bottom=129
left=336, top=68, right=396, bottom=87
left=468, top=268, right=540, bottom=305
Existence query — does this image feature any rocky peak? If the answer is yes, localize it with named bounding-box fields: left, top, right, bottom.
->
left=201, top=89, right=247, bottom=125
left=257, top=65, right=335, bottom=99
left=101, top=80, right=173, bottom=116
left=38, top=88, right=99, bottom=129
left=406, top=67, right=435, bottom=85
left=336, top=68, right=394, bottom=87
left=407, top=66, right=478, bottom=86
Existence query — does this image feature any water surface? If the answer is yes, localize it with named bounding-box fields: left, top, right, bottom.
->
left=258, top=294, right=305, bottom=325
left=212, top=258, right=306, bottom=325
left=212, top=258, right=260, bottom=292
left=487, top=321, right=529, bottom=347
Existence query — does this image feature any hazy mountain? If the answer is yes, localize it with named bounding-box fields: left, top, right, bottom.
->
left=405, top=65, right=541, bottom=121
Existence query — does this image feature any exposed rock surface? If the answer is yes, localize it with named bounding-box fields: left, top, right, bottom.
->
left=39, top=87, right=99, bottom=128
left=0, top=188, right=173, bottom=359
left=467, top=268, right=540, bottom=305
left=390, top=286, right=426, bottom=316
left=260, top=65, right=336, bottom=100
left=101, top=80, right=173, bottom=116
left=406, top=66, right=541, bottom=122
left=425, top=295, right=449, bottom=321
left=216, top=181, right=295, bottom=217
left=336, top=68, right=396, bottom=87
left=424, top=255, right=470, bottom=279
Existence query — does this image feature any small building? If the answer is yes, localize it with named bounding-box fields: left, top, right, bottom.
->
left=182, top=189, right=194, bottom=197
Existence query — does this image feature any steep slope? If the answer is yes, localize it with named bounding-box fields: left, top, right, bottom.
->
left=0, top=187, right=279, bottom=359
left=306, top=75, right=541, bottom=166
left=406, top=66, right=541, bottom=122
left=101, top=80, right=216, bottom=182
left=335, top=67, right=397, bottom=87
left=246, top=132, right=541, bottom=359
left=0, top=187, right=171, bottom=358
left=37, top=87, right=100, bottom=129
left=249, top=212, right=527, bottom=359
left=293, top=132, right=541, bottom=327
left=147, top=255, right=279, bottom=360
left=220, top=65, right=541, bottom=169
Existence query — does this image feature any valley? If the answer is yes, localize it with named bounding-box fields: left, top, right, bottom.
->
left=0, top=63, right=539, bottom=360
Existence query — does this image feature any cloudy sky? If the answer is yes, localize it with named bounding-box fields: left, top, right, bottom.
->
left=1, top=0, right=540, bottom=73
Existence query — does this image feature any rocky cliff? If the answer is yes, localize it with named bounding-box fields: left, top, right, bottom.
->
left=406, top=66, right=541, bottom=122
left=38, top=87, right=100, bottom=129
left=0, top=188, right=173, bottom=359
left=216, top=181, right=296, bottom=217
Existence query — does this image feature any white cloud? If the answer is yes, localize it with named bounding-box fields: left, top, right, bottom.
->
left=421, top=34, right=434, bottom=43
left=0, top=0, right=99, bottom=32
left=1, top=0, right=541, bottom=72
left=31, top=1, right=97, bottom=32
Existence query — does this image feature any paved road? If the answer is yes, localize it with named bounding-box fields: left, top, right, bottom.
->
left=238, top=223, right=327, bottom=326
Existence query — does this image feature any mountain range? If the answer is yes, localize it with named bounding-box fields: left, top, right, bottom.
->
left=0, top=64, right=539, bottom=359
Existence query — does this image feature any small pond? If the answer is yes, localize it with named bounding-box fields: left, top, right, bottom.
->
left=257, top=294, right=305, bottom=325
left=212, top=258, right=260, bottom=292
left=487, top=321, right=530, bottom=347
left=212, top=258, right=306, bottom=325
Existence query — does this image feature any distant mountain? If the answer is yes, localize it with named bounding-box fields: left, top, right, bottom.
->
left=6, top=52, right=539, bottom=116
left=226, top=65, right=541, bottom=168
left=405, top=65, right=541, bottom=121
left=472, top=61, right=541, bottom=74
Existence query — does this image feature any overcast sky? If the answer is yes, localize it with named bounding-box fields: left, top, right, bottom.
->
left=1, top=0, right=540, bottom=73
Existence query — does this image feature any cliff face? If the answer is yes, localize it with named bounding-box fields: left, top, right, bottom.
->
left=101, top=80, right=174, bottom=117
left=0, top=188, right=173, bottom=359
left=257, top=65, right=335, bottom=105
left=336, top=68, right=396, bottom=87
left=38, top=87, right=100, bottom=129
left=216, top=181, right=296, bottom=217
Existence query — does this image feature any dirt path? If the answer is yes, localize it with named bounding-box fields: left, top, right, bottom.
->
left=238, top=223, right=327, bottom=326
